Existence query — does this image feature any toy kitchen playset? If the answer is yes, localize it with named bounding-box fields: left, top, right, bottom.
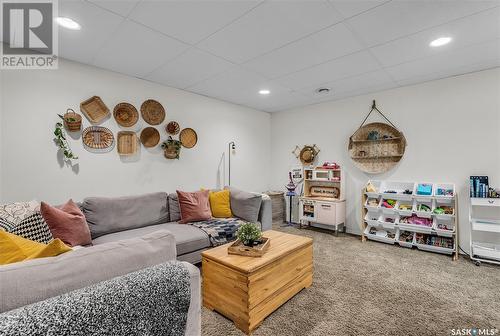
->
left=299, top=162, right=346, bottom=235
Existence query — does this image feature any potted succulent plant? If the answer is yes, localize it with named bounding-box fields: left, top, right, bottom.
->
left=236, top=223, right=262, bottom=247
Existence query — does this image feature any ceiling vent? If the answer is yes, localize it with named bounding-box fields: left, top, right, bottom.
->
left=315, top=87, right=331, bottom=95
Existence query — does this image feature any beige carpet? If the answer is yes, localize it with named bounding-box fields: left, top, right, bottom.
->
left=201, top=223, right=500, bottom=336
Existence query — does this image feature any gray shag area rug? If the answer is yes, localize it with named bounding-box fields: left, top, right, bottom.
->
left=202, top=223, right=500, bottom=336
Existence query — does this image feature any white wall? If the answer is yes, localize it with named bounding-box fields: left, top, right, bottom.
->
left=0, top=59, right=271, bottom=204
left=271, top=68, right=500, bottom=252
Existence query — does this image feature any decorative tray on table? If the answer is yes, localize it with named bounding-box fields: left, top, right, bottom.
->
left=228, top=237, right=270, bottom=257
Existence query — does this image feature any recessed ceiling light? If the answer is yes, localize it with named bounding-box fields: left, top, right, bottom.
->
left=259, top=89, right=270, bottom=95
left=315, top=87, right=331, bottom=95
left=429, top=37, right=452, bottom=47
left=55, top=17, right=81, bottom=30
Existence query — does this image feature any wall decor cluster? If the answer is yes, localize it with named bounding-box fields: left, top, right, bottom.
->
left=348, top=100, right=407, bottom=174
left=292, top=144, right=320, bottom=165
left=53, top=96, right=198, bottom=163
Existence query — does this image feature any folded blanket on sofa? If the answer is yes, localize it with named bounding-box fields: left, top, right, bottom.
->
left=0, top=261, right=191, bottom=336
left=191, top=218, right=248, bottom=246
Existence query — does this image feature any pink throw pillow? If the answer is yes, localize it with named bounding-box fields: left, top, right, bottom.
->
left=41, top=200, right=92, bottom=247
left=176, top=190, right=211, bottom=224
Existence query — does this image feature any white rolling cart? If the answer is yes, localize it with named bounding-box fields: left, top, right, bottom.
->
left=469, top=197, right=500, bottom=266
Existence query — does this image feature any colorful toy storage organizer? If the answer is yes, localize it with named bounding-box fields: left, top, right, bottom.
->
left=362, top=180, right=458, bottom=260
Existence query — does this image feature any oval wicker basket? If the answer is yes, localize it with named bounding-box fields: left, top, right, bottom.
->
left=348, top=122, right=406, bottom=174
left=63, top=109, right=82, bottom=132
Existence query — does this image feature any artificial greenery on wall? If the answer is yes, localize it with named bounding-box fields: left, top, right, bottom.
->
left=54, top=115, right=78, bottom=161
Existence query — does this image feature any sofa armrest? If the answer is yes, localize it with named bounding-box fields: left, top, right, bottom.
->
left=182, top=262, right=201, bottom=336
left=0, top=230, right=176, bottom=313
left=258, top=193, right=272, bottom=231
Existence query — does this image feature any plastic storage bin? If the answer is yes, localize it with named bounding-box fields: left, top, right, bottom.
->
left=365, top=197, right=380, bottom=211
left=398, top=215, right=433, bottom=233
left=415, top=199, right=434, bottom=219
left=364, top=225, right=396, bottom=245
left=433, top=201, right=455, bottom=220
left=364, top=211, right=380, bottom=227
left=433, top=217, right=455, bottom=237
left=396, top=229, right=415, bottom=248
left=414, top=182, right=434, bottom=201
left=433, top=183, right=455, bottom=201
left=379, top=198, right=397, bottom=214
left=396, top=200, right=414, bottom=216
left=415, top=233, right=454, bottom=255
left=379, top=213, right=398, bottom=229
left=379, top=181, right=414, bottom=200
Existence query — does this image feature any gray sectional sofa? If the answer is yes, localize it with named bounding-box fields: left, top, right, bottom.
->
left=0, top=190, right=272, bottom=336
left=84, top=191, right=272, bottom=264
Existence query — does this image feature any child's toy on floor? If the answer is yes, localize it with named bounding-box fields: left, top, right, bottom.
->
left=367, top=198, right=379, bottom=207
left=321, top=162, right=340, bottom=169
left=416, top=183, right=432, bottom=196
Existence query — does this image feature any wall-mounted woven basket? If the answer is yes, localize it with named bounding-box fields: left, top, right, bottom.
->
left=63, top=109, right=82, bottom=132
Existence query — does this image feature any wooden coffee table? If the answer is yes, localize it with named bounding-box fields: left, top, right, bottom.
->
left=202, top=230, right=313, bottom=334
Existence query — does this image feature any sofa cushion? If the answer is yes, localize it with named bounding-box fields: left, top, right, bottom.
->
left=92, top=223, right=210, bottom=256
left=41, top=200, right=91, bottom=247
left=168, top=193, right=181, bottom=222
left=209, top=189, right=232, bottom=218
left=0, top=231, right=71, bottom=265
left=82, top=192, right=169, bottom=239
left=226, top=187, right=262, bottom=223
left=177, top=190, right=211, bottom=224
left=0, top=230, right=176, bottom=313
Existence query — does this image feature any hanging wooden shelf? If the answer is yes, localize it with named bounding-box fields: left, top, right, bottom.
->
left=348, top=100, right=406, bottom=174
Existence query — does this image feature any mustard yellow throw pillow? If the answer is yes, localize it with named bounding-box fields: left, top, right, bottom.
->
left=0, top=231, right=71, bottom=265
left=209, top=189, right=232, bottom=218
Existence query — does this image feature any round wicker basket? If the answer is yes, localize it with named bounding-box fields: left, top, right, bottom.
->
left=348, top=122, right=406, bottom=174
left=140, top=127, right=160, bottom=148
left=141, top=100, right=165, bottom=125
left=179, top=128, right=197, bottom=148
left=113, top=103, right=139, bottom=127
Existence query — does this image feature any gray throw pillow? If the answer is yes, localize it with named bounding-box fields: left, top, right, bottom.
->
left=168, top=193, right=181, bottom=222
left=226, top=187, right=262, bottom=223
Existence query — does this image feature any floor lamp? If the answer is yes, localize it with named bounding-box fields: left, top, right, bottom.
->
left=228, top=141, right=236, bottom=186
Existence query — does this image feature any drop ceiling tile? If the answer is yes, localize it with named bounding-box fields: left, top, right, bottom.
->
left=329, top=0, right=389, bottom=19
left=299, top=69, right=395, bottom=98
left=58, top=0, right=124, bottom=64
left=371, top=7, right=500, bottom=67
left=129, top=1, right=261, bottom=45
left=86, top=0, right=141, bottom=17
left=187, top=66, right=290, bottom=106
left=92, top=19, right=189, bottom=78
left=244, top=22, right=364, bottom=79
left=240, top=88, right=311, bottom=112
left=385, top=39, right=500, bottom=82
left=275, top=50, right=382, bottom=91
left=346, top=0, right=499, bottom=47
left=145, top=48, right=233, bottom=89
left=197, top=0, right=344, bottom=64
